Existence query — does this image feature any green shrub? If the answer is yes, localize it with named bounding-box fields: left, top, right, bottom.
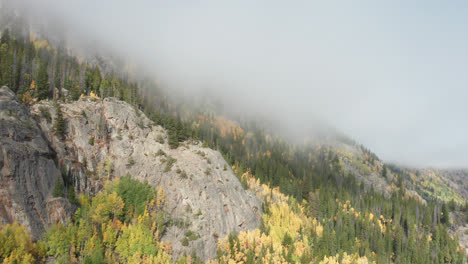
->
left=194, top=209, right=202, bottom=219
left=114, top=174, right=157, bottom=220
left=164, top=157, right=177, bottom=172
left=185, top=230, right=200, bottom=241
left=156, top=134, right=165, bottom=144
left=181, top=237, right=189, bottom=247
left=39, top=106, right=51, bottom=122
left=155, top=149, right=166, bottom=157
left=126, top=157, right=135, bottom=168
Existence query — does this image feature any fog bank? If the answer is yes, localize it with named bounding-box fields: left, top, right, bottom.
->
left=5, top=0, right=468, bottom=168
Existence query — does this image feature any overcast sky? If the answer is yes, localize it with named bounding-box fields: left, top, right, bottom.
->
left=10, top=0, right=468, bottom=168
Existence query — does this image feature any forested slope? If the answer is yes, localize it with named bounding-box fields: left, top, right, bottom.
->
left=0, top=17, right=466, bottom=264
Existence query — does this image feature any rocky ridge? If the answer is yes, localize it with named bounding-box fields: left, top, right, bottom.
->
left=0, top=86, right=71, bottom=239
left=29, top=93, right=261, bottom=260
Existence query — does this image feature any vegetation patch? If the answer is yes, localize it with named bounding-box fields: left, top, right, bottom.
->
left=39, top=106, right=51, bottom=122
left=163, top=156, right=177, bottom=172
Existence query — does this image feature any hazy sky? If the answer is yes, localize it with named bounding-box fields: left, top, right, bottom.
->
left=10, top=0, right=468, bottom=168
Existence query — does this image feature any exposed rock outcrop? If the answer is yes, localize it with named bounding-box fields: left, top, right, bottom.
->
left=31, top=96, right=262, bottom=261
left=0, top=86, right=70, bottom=239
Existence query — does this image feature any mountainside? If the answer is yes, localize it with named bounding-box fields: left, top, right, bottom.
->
left=0, top=17, right=466, bottom=263
left=414, top=169, right=468, bottom=203
left=1, top=85, right=261, bottom=261
left=0, top=86, right=71, bottom=239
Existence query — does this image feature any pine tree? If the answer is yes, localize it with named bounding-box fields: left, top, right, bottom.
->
left=151, top=110, right=162, bottom=126
left=64, top=75, right=71, bottom=92
left=54, top=59, right=61, bottom=89
left=68, top=186, right=77, bottom=204
left=0, top=28, right=10, bottom=44
left=382, top=164, right=387, bottom=179
left=13, top=47, right=23, bottom=92
left=176, top=117, right=188, bottom=142
left=92, top=67, right=102, bottom=93
left=441, top=203, right=450, bottom=226
left=36, top=61, right=50, bottom=100
left=167, top=117, right=179, bottom=149
left=99, top=75, right=111, bottom=98
left=54, top=104, right=66, bottom=138
left=0, top=43, right=13, bottom=87
left=52, top=176, right=64, bottom=198
left=70, top=83, right=81, bottom=101
left=70, top=68, right=81, bottom=100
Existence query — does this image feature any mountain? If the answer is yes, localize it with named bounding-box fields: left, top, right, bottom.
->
left=1, top=85, right=261, bottom=261
left=0, top=86, right=72, bottom=239
left=0, top=15, right=466, bottom=264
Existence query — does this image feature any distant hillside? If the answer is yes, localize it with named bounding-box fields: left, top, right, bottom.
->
left=0, top=12, right=466, bottom=264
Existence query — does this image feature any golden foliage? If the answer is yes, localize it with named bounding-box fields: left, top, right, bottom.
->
left=90, top=191, right=125, bottom=224
left=319, top=252, right=375, bottom=264
left=0, top=222, right=46, bottom=263
left=214, top=167, right=329, bottom=263
left=216, top=229, right=288, bottom=264
left=21, top=91, right=32, bottom=104
left=156, top=186, right=165, bottom=209
left=263, top=201, right=303, bottom=241
left=90, top=91, right=99, bottom=99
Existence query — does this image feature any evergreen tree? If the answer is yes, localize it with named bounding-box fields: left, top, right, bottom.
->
left=94, top=68, right=102, bottom=90
left=64, top=75, right=71, bottom=95
left=52, top=176, right=64, bottom=198
left=0, top=43, right=13, bottom=87
left=176, top=117, right=188, bottom=142
left=54, top=59, right=61, bottom=89
left=70, top=77, right=81, bottom=101
left=167, top=117, right=179, bottom=149
left=13, top=47, right=23, bottom=92
left=54, top=104, right=66, bottom=138
left=36, top=61, right=50, bottom=100
left=382, top=164, right=387, bottom=179
left=99, top=75, right=111, bottom=98
left=441, top=203, right=450, bottom=226
left=67, top=186, right=77, bottom=204
left=0, top=28, right=10, bottom=44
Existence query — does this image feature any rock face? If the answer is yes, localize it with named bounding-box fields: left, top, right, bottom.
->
left=0, top=86, right=69, bottom=239
left=31, top=96, right=262, bottom=261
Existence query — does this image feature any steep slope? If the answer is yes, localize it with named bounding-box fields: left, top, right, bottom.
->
left=0, top=86, right=70, bottom=239
left=30, top=95, right=261, bottom=260
left=411, top=169, right=467, bottom=203
left=304, top=140, right=425, bottom=203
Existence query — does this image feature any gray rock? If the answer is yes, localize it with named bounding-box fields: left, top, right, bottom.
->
left=0, top=86, right=70, bottom=239
left=31, top=96, right=262, bottom=261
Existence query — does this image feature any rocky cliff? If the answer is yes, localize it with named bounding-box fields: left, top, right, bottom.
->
left=27, top=94, right=261, bottom=260
left=0, top=86, right=71, bottom=239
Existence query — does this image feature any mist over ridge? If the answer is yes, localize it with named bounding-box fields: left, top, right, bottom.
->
left=5, top=0, right=468, bottom=168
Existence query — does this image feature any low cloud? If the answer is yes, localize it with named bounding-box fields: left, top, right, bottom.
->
left=6, top=0, right=468, bottom=168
